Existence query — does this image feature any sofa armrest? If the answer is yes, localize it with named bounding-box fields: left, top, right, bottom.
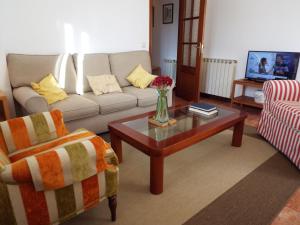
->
left=13, top=86, right=49, bottom=113
left=263, top=80, right=300, bottom=112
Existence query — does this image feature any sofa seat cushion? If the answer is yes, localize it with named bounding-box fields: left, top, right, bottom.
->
left=84, top=92, right=137, bottom=115
left=270, top=100, right=300, bottom=130
left=123, top=86, right=158, bottom=107
left=49, top=95, right=99, bottom=122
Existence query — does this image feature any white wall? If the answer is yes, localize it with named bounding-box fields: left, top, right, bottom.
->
left=0, top=0, right=149, bottom=116
left=152, top=0, right=179, bottom=73
left=204, top=0, right=300, bottom=95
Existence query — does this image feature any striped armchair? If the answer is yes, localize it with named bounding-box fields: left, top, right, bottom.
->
left=0, top=110, right=118, bottom=225
left=258, top=80, right=300, bottom=169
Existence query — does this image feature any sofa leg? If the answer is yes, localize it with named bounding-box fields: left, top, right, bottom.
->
left=108, top=195, right=117, bottom=222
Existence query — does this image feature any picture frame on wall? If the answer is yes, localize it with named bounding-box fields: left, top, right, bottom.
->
left=163, top=3, right=173, bottom=24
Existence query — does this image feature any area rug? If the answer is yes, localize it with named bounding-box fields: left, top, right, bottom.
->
left=64, top=128, right=299, bottom=225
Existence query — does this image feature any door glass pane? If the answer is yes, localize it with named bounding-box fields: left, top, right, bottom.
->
left=193, top=0, right=201, bottom=17
left=184, top=20, right=190, bottom=42
left=185, top=0, right=192, bottom=18
left=183, top=45, right=189, bottom=66
left=192, top=19, right=199, bottom=42
left=191, top=45, right=198, bottom=67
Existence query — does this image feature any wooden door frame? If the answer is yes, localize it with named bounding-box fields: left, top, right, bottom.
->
left=193, top=0, right=207, bottom=101
left=176, top=0, right=207, bottom=102
left=149, top=0, right=206, bottom=102
left=149, top=0, right=153, bottom=57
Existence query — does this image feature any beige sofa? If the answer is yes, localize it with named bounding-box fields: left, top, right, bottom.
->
left=7, top=51, right=173, bottom=133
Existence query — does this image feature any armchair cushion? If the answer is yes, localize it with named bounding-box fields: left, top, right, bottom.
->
left=1, top=134, right=109, bottom=191
left=0, top=110, right=68, bottom=154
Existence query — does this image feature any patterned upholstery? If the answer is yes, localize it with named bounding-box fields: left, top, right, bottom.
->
left=270, top=101, right=300, bottom=130
left=258, top=80, right=300, bottom=169
left=0, top=111, right=118, bottom=225
left=263, top=80, right=300, bottom=112
left=0, top=110, right=68, bottom=154
left=0, top=150, right=10, bottom=172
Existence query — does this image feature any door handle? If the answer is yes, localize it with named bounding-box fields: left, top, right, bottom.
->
left=194, top=42, right=204, bottom=55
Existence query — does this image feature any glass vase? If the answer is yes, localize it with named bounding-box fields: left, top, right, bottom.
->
left=154, top=89, right=169, bottom=123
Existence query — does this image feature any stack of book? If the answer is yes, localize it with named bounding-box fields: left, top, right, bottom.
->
left=188, top=103, right=218, bottom=118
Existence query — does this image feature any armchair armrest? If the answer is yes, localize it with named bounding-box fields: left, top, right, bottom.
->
left=0, top=136, right=110, bottom=191
left=13, top=86, right=49, bottom=113
left=263, top=80, right=300, bottom=112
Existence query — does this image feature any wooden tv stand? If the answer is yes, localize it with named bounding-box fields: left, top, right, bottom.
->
left=230, top=79, right=264, bottom=109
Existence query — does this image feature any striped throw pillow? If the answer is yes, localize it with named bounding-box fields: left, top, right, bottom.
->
left=0, top=110, right=68, bottom=154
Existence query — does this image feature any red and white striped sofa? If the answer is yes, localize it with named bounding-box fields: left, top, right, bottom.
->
left=258, top=80, right=300, bottom=169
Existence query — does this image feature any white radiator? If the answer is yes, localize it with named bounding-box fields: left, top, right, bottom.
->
left=200, top=58, right=237, bottom=98
left=163, top=59, right=177, bottom=81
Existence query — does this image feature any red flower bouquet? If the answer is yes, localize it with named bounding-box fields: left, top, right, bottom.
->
left=152, top=76, right=173, bottom=89
left=152, top=76, right=173, bottom=124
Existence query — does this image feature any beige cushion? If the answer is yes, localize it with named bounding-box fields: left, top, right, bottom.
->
left=7, top=54, right=77, bottom=94
left=87, top=75, right=122, bottom=95
left=72, top=53, right=111, bottom=92
left=109, top=51, right=152, bottom=87
left=84, top=92, right=137, bottom=115
left=49, top=94, right=99, bottom=122
left=123, top=86, right=158, bottom=107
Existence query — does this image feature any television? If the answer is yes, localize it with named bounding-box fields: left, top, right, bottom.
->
left=245, top=51, right=300, bottom=81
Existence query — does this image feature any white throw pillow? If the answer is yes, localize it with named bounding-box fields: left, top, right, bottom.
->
left=87, top=75, right=122, bottom=96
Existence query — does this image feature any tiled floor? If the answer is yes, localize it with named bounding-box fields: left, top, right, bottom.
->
left=271, top=188, right=300, bottom=225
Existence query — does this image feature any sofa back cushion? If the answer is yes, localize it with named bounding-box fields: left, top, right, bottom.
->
left=109, top=51, right=152, bottom=87
left=73, top=53, right=111, bottom=92
left=7, top=54, right=77, bottom=94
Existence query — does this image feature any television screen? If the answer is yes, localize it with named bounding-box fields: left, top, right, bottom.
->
left=245, top=51, right=300, bottom=80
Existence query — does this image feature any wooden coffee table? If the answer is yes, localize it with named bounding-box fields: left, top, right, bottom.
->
left=108, top=104, right=247, bottom=195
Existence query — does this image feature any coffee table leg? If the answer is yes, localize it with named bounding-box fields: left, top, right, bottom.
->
left=110, top=132, right=123, bottom=163
left=150, top=156, right=164, bottom=195
left=232, top=120, right=245, bottom=147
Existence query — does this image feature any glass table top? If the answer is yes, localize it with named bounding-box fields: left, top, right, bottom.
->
left=122, top=106, right=235, bottom=142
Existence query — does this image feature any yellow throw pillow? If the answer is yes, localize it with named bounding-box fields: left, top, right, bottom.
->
left=31, top=74, right=68, bottom=104
left=127, top=64, right=157, bottom=89
left=87, top=75, right=122, bottom=96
